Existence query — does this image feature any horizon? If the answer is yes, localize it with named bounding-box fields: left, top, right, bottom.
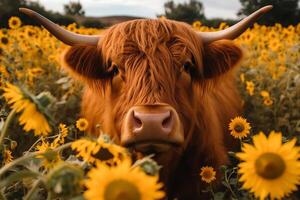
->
left=28, top=0, right=242, bottom=19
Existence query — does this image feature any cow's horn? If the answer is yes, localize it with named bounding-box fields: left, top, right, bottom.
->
left=199, top=5, right=273, bottom=43
left=19, top=8, right=100, bottom=46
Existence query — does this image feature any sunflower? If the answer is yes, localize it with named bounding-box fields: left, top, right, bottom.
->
left=229, top=116, right=251, bottom=139
left=52, top=123, right=69, bottom=146
left=159, top=15, right=166, bottom=20
left=36, top=140, right=52, bottom=153
left=263, top=98, right=273, bottom=106
left=267, top=31, right=277, bottom=39
left=59, top=123, right=68, bottom=138
left=76, top=118, right=89, bottom=131
left=260, top=90, right=270, bottom=98
left=240, top=73, right=245, bottom=83
left=0, top=65, right=9, bottom=78
left=269, top=39, right=281, bottom=51
left=2, top=83, right=51, bottom=136
left=36, top=140, right=61, bottom=169
left=2, top=149, right=13, bottom=165
left=200, top=166, right=216, bottom=183
left=0, top=35, right=9, bottom=46
left=84, top=160, right=165, bottom=200
left=237, top=132, right=300, bottom=200
left=27, top=67, right=44, bottom=84
left=71, top=136, right=129, bottom=166
left=260, top=91, right=273, bottom=106
left=219, top=22, right=228, bottom=30
left=8, top=16, right=22, bottom=29
left=192, top=21, right=202, bottom=30
left=243, top=31, right=254, bottom=43
left=246, top=81, right=255, bottom=96
left=25, top=27, right=36, bottom=38
left=67, top=23, right=77, bottom=32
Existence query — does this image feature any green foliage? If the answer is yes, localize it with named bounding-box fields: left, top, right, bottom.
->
left=82, top=19, right=106, bottom=28
left=203, top=18, right=238, bottom=28
left=161, top=0, right=205, bottom=24
left=238, top=43, right=300, bottom=143
left=64, top=1, right=85, bottom=16
left=238, top=0, right=300, bottom=26
left=0, top=0, right=26, bottom=28
left=0, top=0, right=76, bottom=28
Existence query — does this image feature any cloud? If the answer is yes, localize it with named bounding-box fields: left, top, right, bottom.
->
left=201, top=0, right=241, bottom=18
left=32, top=0, right=242, bottom=19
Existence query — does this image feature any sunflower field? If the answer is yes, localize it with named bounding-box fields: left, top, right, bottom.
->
left=0, top=16, right=299, bottom=200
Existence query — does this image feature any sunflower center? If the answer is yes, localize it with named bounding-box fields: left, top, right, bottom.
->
left=201, top=170, right=212, bottom=179
left=255, top=152, right=286, bottom=179
left=104, top=179, right=141, bottom=200
left=1, top=37, right=8, bottom=45
left=79, top=122, right=86, bottom=127
left=234, top=123, right=245, bottom=133
left=93, top=147, right=114, bottom=161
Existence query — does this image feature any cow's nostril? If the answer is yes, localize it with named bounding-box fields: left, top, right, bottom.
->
left=132, top=111, right=143, bottom=129
left=162, top=111, right=172, bottom=129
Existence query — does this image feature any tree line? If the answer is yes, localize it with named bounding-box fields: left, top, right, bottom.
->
left=162, top=0, right=300, bottom=26
left=0, top=0, right=105, bottom=28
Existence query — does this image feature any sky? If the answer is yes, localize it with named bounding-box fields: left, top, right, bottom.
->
left=31, top=0, right=242, bottom=19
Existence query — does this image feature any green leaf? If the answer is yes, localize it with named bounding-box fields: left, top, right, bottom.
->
left=228, top=151, right=237, bottom=158
left=0, top=170, right=40, bottom=188
left=221, top=181, right=231, bottom=189
left=70, top=195, right=85, bottom=200
left=229, top=178, right=238, bottom=185
left=213, top=192, right=225, bottom=200
left=220, top=165, right=227, bottom=173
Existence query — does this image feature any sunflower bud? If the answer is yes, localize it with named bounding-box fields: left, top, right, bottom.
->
left=42, top=149, right=58, bottom=162
left=98, top=133, right=113, bottom=143
left=10, top=140, right=17, bottom=150
left=133, top=155, right=161, bottom=176
left=46, top=163, right=83, bottom=198
left=36, top=92, right=54, bottom=108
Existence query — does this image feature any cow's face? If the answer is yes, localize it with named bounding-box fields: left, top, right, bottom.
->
left=20, top=5, right=272, bottom=184
left=100, top=20, right=202, bottom=157
left=62, top=19, right=243, bottom=173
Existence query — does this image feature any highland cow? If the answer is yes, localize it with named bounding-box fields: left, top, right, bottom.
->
left=20, top=6, right=272, bottom=199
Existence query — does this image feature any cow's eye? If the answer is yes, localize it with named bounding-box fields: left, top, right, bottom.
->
left=183, top=61, right=193, bottom=73
left=112, top=64, right=119, bottom=76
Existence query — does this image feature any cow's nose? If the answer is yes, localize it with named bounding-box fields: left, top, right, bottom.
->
left=132, top=110, right=173, bottom=136
left=121, top=105, right=184, bottom=153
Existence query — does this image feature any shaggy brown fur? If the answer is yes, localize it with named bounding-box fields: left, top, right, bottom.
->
left=62, top=18, right=243, bottom=199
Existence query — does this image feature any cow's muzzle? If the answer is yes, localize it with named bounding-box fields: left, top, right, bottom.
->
left=121, top=104, right=184, bottom=154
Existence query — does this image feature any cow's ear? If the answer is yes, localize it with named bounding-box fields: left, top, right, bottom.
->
left=62, top=45, right=109, bottom=80
left=202, top=40, right=243, bottom=79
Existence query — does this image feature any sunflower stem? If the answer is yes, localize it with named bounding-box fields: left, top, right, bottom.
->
left=0, top=190, right=7, bottom=200
left=224, top=169, right=237, bottom=199
left=46, top=191, right=52, bottom=200
left=208, top=183, right=214, bottom=198
left=23, top=178, right=43, bottom=200
left=25, top=133, right=60, bottom=154
left=0, top=109, right=16, bottom=150
left=0, top=143, right=71, bottom=177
